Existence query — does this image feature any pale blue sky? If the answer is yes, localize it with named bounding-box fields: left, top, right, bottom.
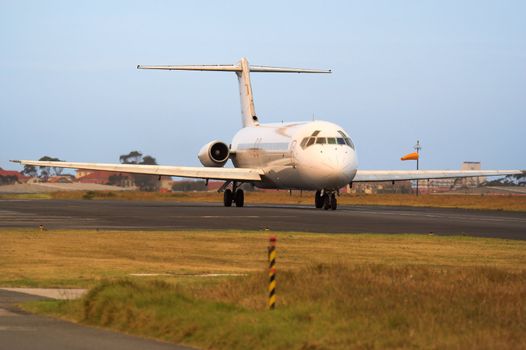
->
left=1, top=1, right=525, bottom=172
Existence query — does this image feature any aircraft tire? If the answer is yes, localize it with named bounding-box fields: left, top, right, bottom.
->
left=323, top=194, right=331, bottom=210
left=235, top=189, right=244, bottom=207
left=223, top=189, right=233, bottom=207
left=315, top=190, right=323, bottom=208
left=330, top=194, right=337, bottom=210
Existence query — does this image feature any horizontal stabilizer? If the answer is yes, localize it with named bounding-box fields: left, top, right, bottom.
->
left=137, top=64, right=331, bottom=74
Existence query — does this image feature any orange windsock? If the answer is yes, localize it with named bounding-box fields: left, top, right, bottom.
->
left=401, top=152, right=419, bottom=161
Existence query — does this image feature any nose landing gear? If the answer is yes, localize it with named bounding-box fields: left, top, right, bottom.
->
left=315, top=190, right=324, bottom=208
left=222, top=181, right=245, bottom=207
left=315, top=190, right=337, bottom=210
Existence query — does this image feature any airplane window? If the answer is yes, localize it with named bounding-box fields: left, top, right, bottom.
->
left=337, top=131, right=355, bottom=149
left=300, top=137, right=309, bottom=148
left=345, top=138, right=355, bottom=150
left=327, top=137, right=336, bottom=144
left=306, top=137, right=316, bottom=147
left=316, top=137, right=326, bottom=144
left=312, top=130, right=321, bottom=136
left=337, top=137, right=346, bottom=145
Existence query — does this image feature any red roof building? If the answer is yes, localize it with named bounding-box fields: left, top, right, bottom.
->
left=0, top=170, right=30, bottom=184
left=77, top=170, right=134, bottom=187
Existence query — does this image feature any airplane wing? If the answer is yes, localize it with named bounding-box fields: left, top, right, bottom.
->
left=353, top=169, right=524, bottom=182
left=11, top=160, right=263, bottom=182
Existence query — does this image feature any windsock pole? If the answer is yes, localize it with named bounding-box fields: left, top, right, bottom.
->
left=414, top=140, right=422, bottom=196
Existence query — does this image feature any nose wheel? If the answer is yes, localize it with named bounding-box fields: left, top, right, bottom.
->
left=315, top=190, right=337, bottom=210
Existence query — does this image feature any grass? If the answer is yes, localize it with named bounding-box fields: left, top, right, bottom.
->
left=3, top=229, right=525, bottom=349
left=0, top=192, right=53, bottom=200
left=3, top=190, right=525, bottom=211
left=1, top=228, right=526, bottom=287
left=24, top=265, right=526, bottom=350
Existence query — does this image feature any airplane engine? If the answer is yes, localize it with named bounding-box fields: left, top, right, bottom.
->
left=198, top=140, right=230, bottom=167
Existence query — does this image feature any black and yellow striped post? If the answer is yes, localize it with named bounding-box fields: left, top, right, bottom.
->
left=268, top=235, right=277, bottom=310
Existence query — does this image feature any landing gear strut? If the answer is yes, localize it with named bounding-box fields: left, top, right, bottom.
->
left=315, top=190, right=323, bottom=208
left=222, top=181, right=244, bottom=207
left=315, top=190, right=337, bottom=210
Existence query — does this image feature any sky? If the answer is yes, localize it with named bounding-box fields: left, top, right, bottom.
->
left=1, top=1, right=525, bottom=172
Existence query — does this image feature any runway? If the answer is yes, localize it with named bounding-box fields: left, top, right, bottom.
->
left=0, top=289, right=192, bottom=350
left=1, top=199, right=525, bottom=239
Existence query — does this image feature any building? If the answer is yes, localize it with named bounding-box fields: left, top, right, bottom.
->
left=75, top=169, right=94, bottom=179
left=76, top=170, right=134, bottom=187
left=346, top=181, right=412, bottom=194
left=460, top=161, right=485, bottom=187
left=0, top=169, right=30, bottom=185
left=47, top=175, right=75, bottom=183
left=414, top=161, right=485, bottom=193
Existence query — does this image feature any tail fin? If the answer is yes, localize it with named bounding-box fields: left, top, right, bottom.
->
left=138, top=57, right=331, bottom=127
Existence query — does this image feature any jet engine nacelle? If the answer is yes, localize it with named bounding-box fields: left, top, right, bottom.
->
left=198, top=140, right=230, bottom=167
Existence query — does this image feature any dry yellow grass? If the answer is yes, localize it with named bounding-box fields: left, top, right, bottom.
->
left=346, top=193, right=526, bottom=211
left=2, top=190, right=525, bottom=211
left=1, top=228, right=525, bottom=287
left=48, top=191, right=526, bottom=212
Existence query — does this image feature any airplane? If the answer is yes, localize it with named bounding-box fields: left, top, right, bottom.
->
left=12, top=57, right=523, bottom=210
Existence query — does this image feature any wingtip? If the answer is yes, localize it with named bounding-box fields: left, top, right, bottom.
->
left=9, top=160, right=21, bottom=163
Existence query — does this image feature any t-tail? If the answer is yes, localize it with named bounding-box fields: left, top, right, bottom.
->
left=137, top=57, right=331, bottom=127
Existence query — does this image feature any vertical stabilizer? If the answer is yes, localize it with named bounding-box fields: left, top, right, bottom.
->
left=237, top=58, right=259, bottom=127
left=137, top=58, right=331, bottom=128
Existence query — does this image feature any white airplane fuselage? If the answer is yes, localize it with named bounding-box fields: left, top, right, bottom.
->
left=231, top=120, right=358, bottom=190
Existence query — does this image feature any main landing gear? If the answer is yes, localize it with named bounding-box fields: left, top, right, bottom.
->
left=315, top=190, right=337, bottom=210
left=222, top=181, right=244, bottom=207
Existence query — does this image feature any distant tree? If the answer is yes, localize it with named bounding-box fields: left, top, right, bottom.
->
left=108, top=174, right=128, bottom=187
left=141, top=155, right=157, bottom=165
left=118, top=151, right=160, bottom=191
left=37, top=156, right=64, bottom=180
left=511, top=173, right=526, bottom=186
left=119, top=151, right=143, bottom=165
left=485, top=173, right=526, bottom=187
left=22, top=165, right=38, bottom=177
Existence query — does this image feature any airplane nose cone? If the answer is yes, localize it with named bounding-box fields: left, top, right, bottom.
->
left=297, top=145, right=358, bottom=190
left=319, top=149, right=356, bottom=186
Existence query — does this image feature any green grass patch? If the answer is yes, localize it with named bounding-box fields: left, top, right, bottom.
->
left=0, top=193, right=52, bottom=200
left=25, top=264, right=526, bottom=350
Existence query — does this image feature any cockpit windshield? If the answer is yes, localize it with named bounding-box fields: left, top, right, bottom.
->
left=300, top=131, right=355, bottom=150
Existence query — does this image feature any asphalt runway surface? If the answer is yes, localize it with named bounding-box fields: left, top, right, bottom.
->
left=1, top=199, right=525, bottom=239
left=0, top=289, right=192, bottom=350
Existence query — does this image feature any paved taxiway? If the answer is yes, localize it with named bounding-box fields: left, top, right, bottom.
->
left=1, top=200, right=525, bottom=239
left=0, top=289, right=192, bottom=350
